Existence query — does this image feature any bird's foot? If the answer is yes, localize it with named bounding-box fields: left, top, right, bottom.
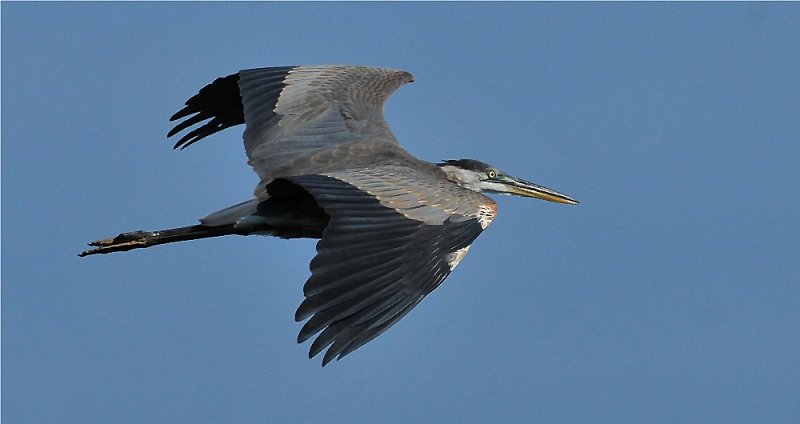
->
left=79, top=230, right=150, bottom=257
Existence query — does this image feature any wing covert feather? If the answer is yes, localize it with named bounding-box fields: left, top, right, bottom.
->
left=168, top=65, right=415, bottom=182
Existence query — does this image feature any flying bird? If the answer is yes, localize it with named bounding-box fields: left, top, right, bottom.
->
left=81, top=65, right=578, bottom=366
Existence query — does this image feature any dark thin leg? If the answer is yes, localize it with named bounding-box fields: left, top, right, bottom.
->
left=79, top=224, right=240, bottom=257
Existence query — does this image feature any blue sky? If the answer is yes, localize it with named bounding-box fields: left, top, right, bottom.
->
left=3, top=3, right=799, bottom=423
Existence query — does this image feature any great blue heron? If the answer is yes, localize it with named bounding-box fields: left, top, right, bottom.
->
left=81, top=65, right=578, bottom=366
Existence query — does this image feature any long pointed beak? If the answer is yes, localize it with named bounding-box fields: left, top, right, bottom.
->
left=507, top=178, right=579, bottom=205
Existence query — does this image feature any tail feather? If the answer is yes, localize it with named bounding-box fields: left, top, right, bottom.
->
left=79, top=224, right=241, bottom=257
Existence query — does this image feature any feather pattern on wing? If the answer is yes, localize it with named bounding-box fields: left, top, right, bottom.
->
left=286, top=174, right=485, bottom=365
left=168, top=65, right=415, bottom=183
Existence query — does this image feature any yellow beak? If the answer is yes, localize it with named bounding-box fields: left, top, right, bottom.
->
left=507, top=178, right=579, bottom=205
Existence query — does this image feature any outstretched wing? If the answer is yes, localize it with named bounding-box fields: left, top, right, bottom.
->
left=286, top=173, right=492, bottom=366
left=168, top=65, right=415, bottom=181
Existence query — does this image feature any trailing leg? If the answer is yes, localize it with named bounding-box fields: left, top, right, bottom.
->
left=79, top=224, right=241, bottom=257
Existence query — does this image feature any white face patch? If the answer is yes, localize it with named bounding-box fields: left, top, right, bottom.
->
left=479, top=180, right=512, bottom=194
left=446, top=246, right=471, bottom=271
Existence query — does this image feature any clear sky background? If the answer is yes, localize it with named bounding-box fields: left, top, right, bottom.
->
left=3, top=3, right=799, bottom=423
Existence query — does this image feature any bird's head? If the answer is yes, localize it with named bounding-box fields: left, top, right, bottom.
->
left=437, top=159, right=578, bottom=205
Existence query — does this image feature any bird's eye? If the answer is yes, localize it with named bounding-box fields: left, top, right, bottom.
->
left=487, top=170, right=497, bottom=179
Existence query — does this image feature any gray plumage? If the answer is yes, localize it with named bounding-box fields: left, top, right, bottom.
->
left=81, top=65, right=578, bottom=366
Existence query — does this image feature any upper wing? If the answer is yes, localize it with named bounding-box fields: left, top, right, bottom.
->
left=168, top=65, right=415, bottom=181
left=286, top=172, right=492, bottom=366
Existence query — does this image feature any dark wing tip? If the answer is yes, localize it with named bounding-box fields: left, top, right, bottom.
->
left=166, top=72, right=245, bottom=149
